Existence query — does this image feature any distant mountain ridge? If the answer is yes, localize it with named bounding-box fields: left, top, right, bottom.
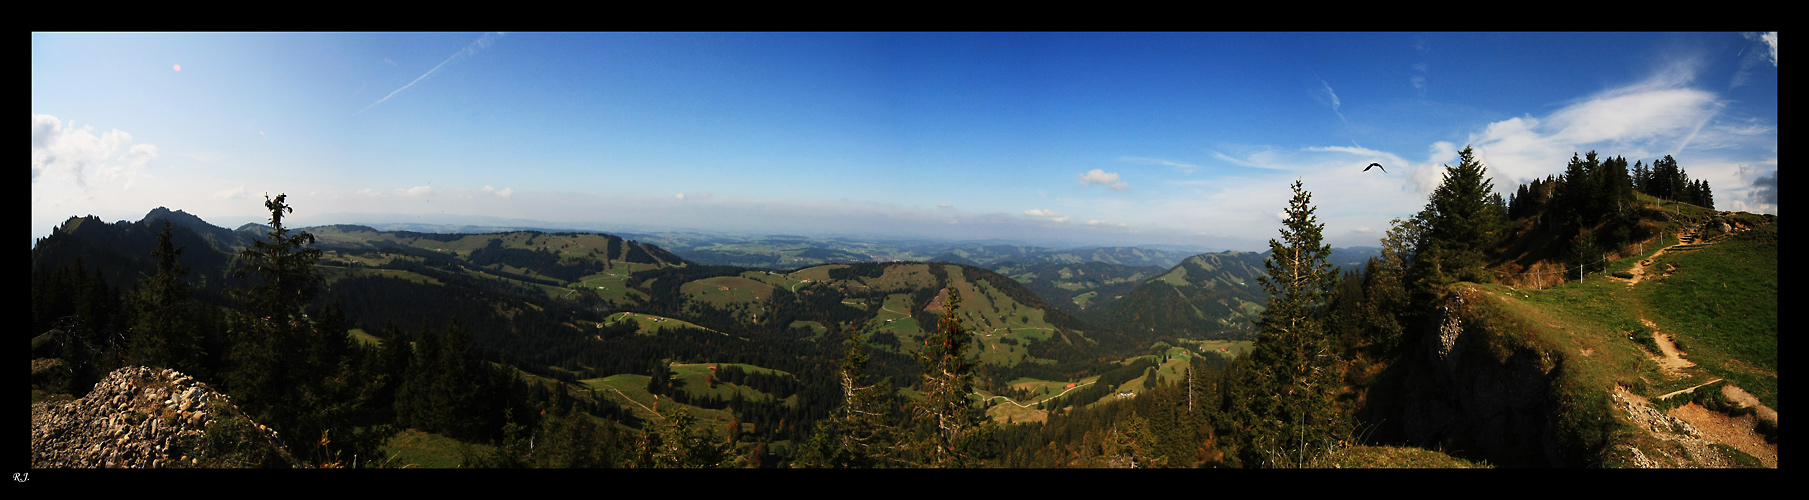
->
left=36, top=206, right=1379, bottom=351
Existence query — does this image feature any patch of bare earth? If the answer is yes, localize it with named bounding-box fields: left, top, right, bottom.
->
left=1611, top=385, right=1777, bottom=468
left=1640, top=318, right=1696, bottom=379
left=1669, top=401, right=1777, bottom=468
left=1611, top=387, right=1730, bottom=468
left=1622, top=224, right=1702, bottom=288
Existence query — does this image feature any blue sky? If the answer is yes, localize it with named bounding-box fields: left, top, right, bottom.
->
left=32, top=32, right=1778, bottom=251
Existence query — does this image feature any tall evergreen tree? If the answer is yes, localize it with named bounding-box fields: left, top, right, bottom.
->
left=1651, top=155, right=1684, bottom=200
left=1412, top=146, right=1501, bottom=286
left=224, top=193, right=325, bottom=444
left=397, top=321, right=443, bottom=431
left=797, top=328, right=902, bottom=468
left=1226, top=179, right=1346, bottom=468
left=435, top=319, right=484, bottom=439
left=637, top=406, right=728, bottom=468
left=1630, top=160, right=1650, bottom=195
left=126, top=221, right=205, bottom=377
left=913, top=287, right=990, bottom=467
left=1361, top=217, right=1420, bottom=354
left=1601, top=155, right=1635, bottom=217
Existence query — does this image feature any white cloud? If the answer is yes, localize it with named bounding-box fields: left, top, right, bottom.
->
left=1208, top=149, right=1294, bottom=171
left=398, top=185, right=434, bottom=197
left=1119, top=156, right=1199, bottom=173
left=1078, top=169, right=1129, bottom=190
left=483, top=185, right=514, bottom=198
left=1544, top=89, right=1719, bottom=145
left=1733, top=32, right=1779, bottom=89
left=1024, top=208, right=1070, bottom=223
left=1316, top=78, right=1347, bottom=123
left=31, top=114, right=149, bottom=186
left=1463, top=66, right=1726, bottom=190
left=1741, top=164, right=1777, bottom=212
left=1748, top=32, right=1777, bottom=67
left=123, top=144, right=159, bottom=168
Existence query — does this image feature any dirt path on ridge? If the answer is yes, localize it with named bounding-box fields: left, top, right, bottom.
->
left=1641, top=318, right=1697, bottom=379
left=1621, top=224, right=1700, bottom=288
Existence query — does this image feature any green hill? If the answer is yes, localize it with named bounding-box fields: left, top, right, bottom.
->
left=1091, top=251, right=1270, bottom=341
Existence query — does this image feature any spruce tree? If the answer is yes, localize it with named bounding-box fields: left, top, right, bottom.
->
left=1412, top=146, right=1501, bottom=286
left=126, top=221, right=205, bottom=377
left=1227, top=179, right=1346, bottom=468
left=639, top=406, right=728, bottom=468
left=797, top=328, right=901, bottom=467
left=913, top=286, right=990, bottom=467
left=224, top=193, right=325, bottom=443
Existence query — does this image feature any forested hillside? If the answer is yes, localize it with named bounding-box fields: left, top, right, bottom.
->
left=31, top=148, right=1772, bottom=468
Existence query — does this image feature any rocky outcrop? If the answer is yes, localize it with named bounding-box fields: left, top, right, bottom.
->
left=1398, top=289, right=1566, bottom=467
left=31, top=366, right=291, bottom=468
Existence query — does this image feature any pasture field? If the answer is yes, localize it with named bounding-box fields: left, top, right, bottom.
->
left=583, top=367, right=765, bottom=433
left=863, top=263, right=936, bottom=292
left=315, top=264, right=442, bottom=286
left=381, top=429, right=490, bottom=468
left=669, top=362, right=793, bottom=406
left=981, top=374, right=1106, bottom=423
left=1155, top=265, right=1190, bottom=287
left=601, top=312, right=718, bottom=335
left=680, top=276, right=777, bottom=312
left=868, top=294, right=924, bottom=348
left=786, top=264, right=844, bottom=286
left=1071, top=291, right=1097, bottom=309
left=741, top=269, right=804, bottom=290
left=349, top=328, right=382, bottom=347
left=575, top=271, right=645, bottom=304
left=1176, top=339, right=1250, bottom=360
left=788, top=320, right=827, bottom=336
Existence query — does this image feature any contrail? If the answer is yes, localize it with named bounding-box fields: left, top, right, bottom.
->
left=358, top=32, right=504, bottom=115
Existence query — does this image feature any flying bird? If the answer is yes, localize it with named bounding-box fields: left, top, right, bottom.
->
left=1363, top=162, right=1386, bottom=173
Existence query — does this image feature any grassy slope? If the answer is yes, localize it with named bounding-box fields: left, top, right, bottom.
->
left=1436, top=212, right=1775, bottom=467
left=600, top=312, right=719, bottom=336
left=1635, top=218, right=1777, bottom=409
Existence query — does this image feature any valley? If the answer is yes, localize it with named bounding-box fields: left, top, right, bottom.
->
left=29, top=183, right=1776, bottom=468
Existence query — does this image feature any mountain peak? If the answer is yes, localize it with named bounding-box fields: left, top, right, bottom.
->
left=141, top=207, right=217, bottom=231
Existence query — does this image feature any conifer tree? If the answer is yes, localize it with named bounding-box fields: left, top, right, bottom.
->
left=224, top=193, right=325, bottom=442
left=1361, top=218, right=1420, bottom=354
left=1227, top=179, right=1346, bottom=468
left=913, top=287, right=990, bottom=467
left=126, top=221, right=205, bottom=377
left=796, top=328, right=901, bottom=468
left=639, top=406, right=728, bottom=468
left=1412, top=146, right=1501, bottom=286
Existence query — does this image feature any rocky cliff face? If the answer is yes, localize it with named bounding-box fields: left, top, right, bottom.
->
left=31, top=366, right=292, bottom=468
left=1395, top=289, right=1569, bottom=467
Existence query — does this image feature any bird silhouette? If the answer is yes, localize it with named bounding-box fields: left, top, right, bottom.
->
left=1363, top=162, right=1386, bottom=173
